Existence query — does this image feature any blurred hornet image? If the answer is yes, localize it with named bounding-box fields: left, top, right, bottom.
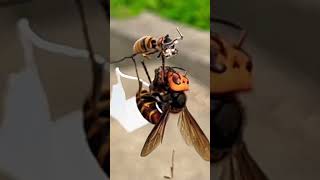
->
left=211, top=17, right=269, bottom=180
left=75, top=0, right=110, bottom=177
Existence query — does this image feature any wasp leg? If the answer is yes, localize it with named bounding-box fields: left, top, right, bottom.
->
left=111, top=53, right=139, bottom=64
left=132, top=57, right=142, bottom=97
left=161, top=54, right=166, bottom=83
left=140, top=58, right=152, bottom=83
left=141, top=51, right=159, bottom=84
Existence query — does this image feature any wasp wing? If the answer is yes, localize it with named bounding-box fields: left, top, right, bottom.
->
left=213, top=143, right=269, bottom=180
left=178, top=107, right=210, bottom=161
left=140, top=108, right=170, bottom=157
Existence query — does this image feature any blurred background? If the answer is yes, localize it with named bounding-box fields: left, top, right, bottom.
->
left=109, top=0, right=210, bottom=179
left=213, top=0, right=320, bottom=179
left=110, top=0, right=210, bottom=30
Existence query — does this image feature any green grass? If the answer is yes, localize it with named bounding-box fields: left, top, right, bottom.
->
left=110, top=0, right=210, bottom=30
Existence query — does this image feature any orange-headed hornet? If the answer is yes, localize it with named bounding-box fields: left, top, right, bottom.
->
left=112, top=28, right=184, bottom=85
left=211, top=17, right=268, bottom=179
left=136, top=66, right=210, bottom=161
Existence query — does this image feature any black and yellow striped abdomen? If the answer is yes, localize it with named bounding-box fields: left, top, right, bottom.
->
left=83, top=87, right=110, bottom=176
left=136, top=90, right=162, bottom=124
left=133, top=35, right=157, bottom=55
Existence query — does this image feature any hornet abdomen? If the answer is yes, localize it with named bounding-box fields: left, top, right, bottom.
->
left=136, top=90, right=163, bottom=124
left=133, top=35, right=157, bottom=55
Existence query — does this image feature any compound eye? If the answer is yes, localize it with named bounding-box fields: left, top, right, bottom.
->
left=172, top=74, right=181, bottom=84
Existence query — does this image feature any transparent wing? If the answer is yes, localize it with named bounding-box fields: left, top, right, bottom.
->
left=178, top=107, right=210, bottom=161
left=214, top=143, right=269, bottom=180
left=140, top=109, right=170, bottom=157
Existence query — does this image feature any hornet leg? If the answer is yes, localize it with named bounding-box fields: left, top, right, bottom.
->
left=161, top=54, right=166, bottom=83
left=140, top=58, right=152, bottom=83
left=132, top=57, right=142, bottom=96
left=140, top=50, right=159, bottom=84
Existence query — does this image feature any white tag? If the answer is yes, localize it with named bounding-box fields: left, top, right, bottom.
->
left=110, top=67, right=150, bottom=132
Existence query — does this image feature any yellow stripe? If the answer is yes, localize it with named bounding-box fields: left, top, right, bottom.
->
left=147, top=37, right=154, bottom=49
left=140, top=102, right=153, bottom=113
left=142, top=37, right=148, bottom=51
left=148, top=109, right=158, bottom=120
left=136, top=42, right=142, bottom=52
left=139, top=37, right=146, bottom=52
left=137, top=92, right=148, bottom=99
left=137, top=98, right=145, bottom=107
left=140, top=90, right=148, bottom=95
left=145, top=36, right=151, bottom=49
left=134, top=41, right=142, bottom=53
left=134, top=36, right=145, bottom=53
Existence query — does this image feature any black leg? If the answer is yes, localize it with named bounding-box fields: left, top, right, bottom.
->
left=132, top=57, right=142, bottom=95
left=161, top=55, right=166, bottom=83
left=140, top=60, right=152, bottom=83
